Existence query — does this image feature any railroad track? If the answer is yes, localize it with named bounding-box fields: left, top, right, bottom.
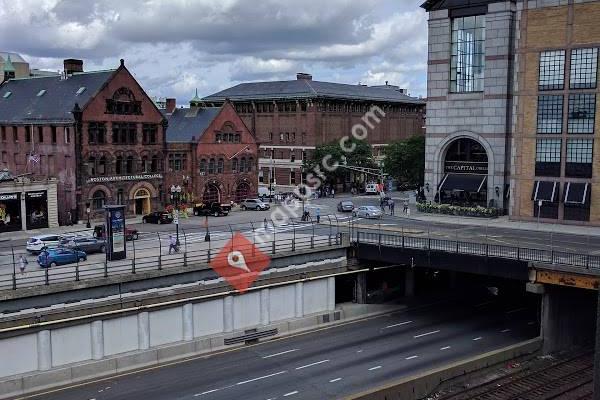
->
left=440, top=352, right=593, bottom=400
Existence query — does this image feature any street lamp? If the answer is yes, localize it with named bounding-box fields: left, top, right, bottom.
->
left=85, top=203, right=91, bottom=228
left=170, top=185, right=182, bottom=246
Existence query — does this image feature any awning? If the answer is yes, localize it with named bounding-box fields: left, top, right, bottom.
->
left=564, top=182, right=589, bottom=205
left=439, top=174, right=487, bottom=193
left=532, top=181, right=558, bottom=202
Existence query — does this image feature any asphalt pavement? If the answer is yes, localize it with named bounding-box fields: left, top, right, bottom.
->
left=22, top=295, right=538, bottom=400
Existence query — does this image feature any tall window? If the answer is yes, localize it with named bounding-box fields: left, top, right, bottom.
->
left=208, top=158, right=216, bottom=174
left=116, top=156, right=123, bottom=174
left=92, top=191, right=106, bottom=210
left=217, top=158, right=224, bottom=173
left=141, top=156, right=149, bottom=172
left=88, top=122, right=106, bottom=144
left=537, top=95, right=563, bottom=133
left=98, top=156, right=107, bottom=175
left=450, top=15, right=485, bottom=92
left=568, top=94, right=596, bottom=134
left=567, top=139, right=593, bottom=163
left=570, top=48, right=598, bottom=89
left=168, top=153, right=187, bottom=171
left=112, top=123, right=138, bottom=144
left=232, top=158, right=238, bottom=173
left=539, top=50, right=565, bottom=90
left=142, top=124, right=157, bottom=144
left=199, top=159, right=207, bottom=174
left=247, top=157, right=253, bottom=172
left=126, top=156, right=134, bottom=174
left=88, top=157, right=96, bottom=175
left=290, top=171, right=296, bottom=185
left=240, top=157, right=246, bottom=173
left=151, top=155, right=159, bottom=172
left=536, top=139, right=562, bottom=162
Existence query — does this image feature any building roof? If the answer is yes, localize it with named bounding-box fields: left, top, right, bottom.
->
left=3, top=55, right=15, bottom=72
left=420, top=0, right=505, bottom=12
left=0, top=52, right=27, bottom=64
left=0, top=70, right=115, bottom=124
left=166, top=106, right=222, bottom=143
left=203, top=78, right=424, bottom=104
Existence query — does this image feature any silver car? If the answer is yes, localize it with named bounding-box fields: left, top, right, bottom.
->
left=353, top=205, right=383, bottom=219
left=240, top=198, right=270, bottom=211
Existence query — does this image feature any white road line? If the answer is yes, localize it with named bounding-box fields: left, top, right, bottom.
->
left=476, top=301, right=493, bottom=308
left=236, top=370, right=287, bottom=385
left=506, top=307, right=527, bottom=314
left=262, top=349, right=300, bottom=359
left=194, top=388, right=220, bottom=396
left=295, top=359, right=329, bottom=370
left=384, top=321, right=412, bottom=329
left=405, top=355, right=419, bottom=360
left=501, top=329, right=511, bottom=333
left=368, top=366, right=382, bottom=371
left=330, top=378, right=342, bottom=383
left=414, top=330, right=440, bottom=338
left=473, top=337, right=483, bottom=341
left=356, top=350, right=363, bottom=353
left=440, top=346, right=451, bottom=350
left=283, top=391, right=299, bottom=397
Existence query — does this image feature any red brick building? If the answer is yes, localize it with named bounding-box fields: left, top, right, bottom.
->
left=164, top=97, right=258, bottom=204
left=203, top=73, right=426, bottom=192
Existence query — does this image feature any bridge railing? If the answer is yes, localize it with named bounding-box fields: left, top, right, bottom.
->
left=0, top=216, right=344, bottom=291
left=354, top=230, right=600, bottom=271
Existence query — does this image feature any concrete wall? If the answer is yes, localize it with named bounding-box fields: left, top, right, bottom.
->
left=0, top=277, right=335, bottom=381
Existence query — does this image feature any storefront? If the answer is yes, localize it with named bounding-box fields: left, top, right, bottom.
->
left=25, top=191, right=49, bottom=230
left=0, top=192, right=22, bottom=233
left=0, top=179, right=58, bottom=232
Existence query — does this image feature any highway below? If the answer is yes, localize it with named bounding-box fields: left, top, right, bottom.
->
left=21, top=296, right=539, bottom=400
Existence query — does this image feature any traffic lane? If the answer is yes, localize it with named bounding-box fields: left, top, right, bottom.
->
left=33, top=297, right=537, bottom=400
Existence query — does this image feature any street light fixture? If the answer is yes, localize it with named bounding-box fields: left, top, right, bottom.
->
left=170, top=185, right=182, bottom=246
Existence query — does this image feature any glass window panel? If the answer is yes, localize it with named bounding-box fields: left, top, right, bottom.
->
left=567, top=139, right=593, bottom=163
left=537, top=95, right=564, bottom=134
left=536, top=139, right=562, bottom=162
left=570, top=48, right=598, bottom=89
left=539, top=50, right=565, bottom=90
left=450, top=16, right=485, bottom=92
left=568, top=94, right=596, bottom=134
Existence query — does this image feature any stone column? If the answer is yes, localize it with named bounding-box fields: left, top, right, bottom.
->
left=37, top=330, right=52, bottom=370
left=327, top=277, right=336, bottom=311
left=91, top=320, right=104, bottom=360
left=223, top=296, right=234, bottom=332
left=138, top=312, right=150, bottom=350
left=405, top=268, right=415, bottom=297
left=295, top=282, right=304, bottom=318
left=182, top=304, right=194, bottom=341
left=355, top=272, right=368, bottom=304
left=260, top=289, right=270, bottom=326
left=20, top=191, right=27, bottom=231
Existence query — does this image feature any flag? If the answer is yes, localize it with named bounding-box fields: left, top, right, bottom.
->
left=28, top=154, right=40, bottom=164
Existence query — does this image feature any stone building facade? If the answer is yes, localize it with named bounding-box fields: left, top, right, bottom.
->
left=202, top=73, right=425, bottom=193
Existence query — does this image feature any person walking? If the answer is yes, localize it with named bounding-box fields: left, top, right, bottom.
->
left=168, top=234, right=178, bottom=254
left=403, top=199, right=409, bottom=214
left=316, top=207, right=321, bottom=223
left=331, top=188, right=335, bottom=198
left=19, top=255, right=28, bottom=274
left=389, top=199, right=395, bottom=216
left=263, top=217, right=268, bottom=231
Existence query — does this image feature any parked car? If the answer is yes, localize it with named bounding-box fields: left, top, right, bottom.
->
left=92, top=225, right=139, bottom=241
left=337, top=201, right=355, bottom=212
left=193, top=202, right=231, bottom=217
left=142, top=212, right=174, bottom=224
left=26, top=234, right=62, bottom=253
left=37, top=248, right=87, bottom=268
left=352, top=205, right=383, bottom=219
left=365, top=183, right=379, bottom=194
left=60, top=236, right=107, bottom=254
left=240, top=198, right=270, bottom=211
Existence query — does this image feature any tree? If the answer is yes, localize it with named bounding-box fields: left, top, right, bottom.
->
left=383, top=135, right=425, bottom=187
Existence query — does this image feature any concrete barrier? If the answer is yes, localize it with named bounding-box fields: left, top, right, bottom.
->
left=344, top=337, right=542, bottom=400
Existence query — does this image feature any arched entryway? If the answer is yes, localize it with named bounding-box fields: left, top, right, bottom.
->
left=234, top=182, right=251, bottom=203
left=203, top=184, right=221, bottom=204
left=439, top=138, right=489, bottom=206
left=133, top=188, right=151, bottom=215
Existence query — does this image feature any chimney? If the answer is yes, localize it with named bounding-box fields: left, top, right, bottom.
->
left=64, top=59, right=83, bottom=75
left=166, top=98, right=176, bottom=113
left=296, top=72, right=312, bottom=80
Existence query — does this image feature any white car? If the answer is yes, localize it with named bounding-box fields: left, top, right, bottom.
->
left=353, top=205, right=383, bottom=219
left=26, top=234, right=62, bottom=253
left=365, top=183, right=378, bottom=194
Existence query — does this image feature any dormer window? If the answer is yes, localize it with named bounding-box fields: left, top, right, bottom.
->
left=36, top=89, right=46, bottom=97
left=2, top=91, right=11, bottom=99
left=76, top=87, right=86, bottom=95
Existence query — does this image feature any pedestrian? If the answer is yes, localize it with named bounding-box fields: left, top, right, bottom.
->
left=316, top=207, right=321, bottom=223
left=263, top=217, right=268, bottom=231
left=389, top=200, right=395, bottom=216
left=19, top=255, right=28, bottom=274
left=403, top=200, right=409, bottom=214
left=331, top=188, right=335, bottom=198
left=380, top=199, right=386, bottom=212
left=168, top=234, right=178, bottom=254
left=66, top=211, right=72, bottom=226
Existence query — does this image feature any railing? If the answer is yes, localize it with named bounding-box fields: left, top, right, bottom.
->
left=0, top=216, right=344, bottom=291
left=354, top=230, right=600, bottom=271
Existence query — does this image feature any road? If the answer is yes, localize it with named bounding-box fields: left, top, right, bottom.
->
left=20, top=295, right=538, bottom=400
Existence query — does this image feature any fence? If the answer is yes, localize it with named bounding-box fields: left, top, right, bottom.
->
left=0, top=216, right=344, bottom=291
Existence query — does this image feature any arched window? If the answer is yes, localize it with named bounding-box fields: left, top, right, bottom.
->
left=98, top=156, right=107, bottom=175
left=92, top=190, right=106, bottom=210
left=228, top=133, right=234, bottom=142
left=151, top=155, right=158, bottom=172
left=126, top=156, right=134, bottom=174
left=235, top=134, right=241, bottom=143
left=199, top=159, right=207, bottom=174
left=141, top=156, right=149, bottom=172
left=208, top=158, right=216, bottom=174
left=247, top=157, right=254, bottom=172
left=240, top=157, right=246, bottom=173
left=232, top=158, right=238, bottom=173
left=217, top=158, right=224, bottom=173
left=115, top=156, right=123, bottom=174
left=88, top=157, right=96, bottom=175
left=117, top=189, right=124, bottom=205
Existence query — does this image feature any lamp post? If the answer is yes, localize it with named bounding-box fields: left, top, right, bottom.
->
left=85, top=203, right=91, bottom=228
left=204, top=215, right=210, bottom=242
left=170, top=185, right=181, bottom=246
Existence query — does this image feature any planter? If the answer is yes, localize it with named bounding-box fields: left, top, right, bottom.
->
left=416, top=202, right=499, bottom=218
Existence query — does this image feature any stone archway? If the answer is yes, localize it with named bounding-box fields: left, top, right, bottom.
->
left=203, top=183, right=221, bottom=204
left=133, top=188, right=151, bottom=215
left=234, top=182, right=251, bottom=203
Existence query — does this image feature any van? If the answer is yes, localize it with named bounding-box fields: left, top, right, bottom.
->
left=365, top=183, right=378, bottom=194
left=258, top=186, right=271, bottom=199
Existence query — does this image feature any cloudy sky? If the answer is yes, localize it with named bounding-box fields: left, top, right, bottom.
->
left=0, top=0, right=428, bottom=101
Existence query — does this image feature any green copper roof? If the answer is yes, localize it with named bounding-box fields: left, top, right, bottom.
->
left=3, top=54, right=15, bottom=72
left=190, top=88, right=202, bottom=103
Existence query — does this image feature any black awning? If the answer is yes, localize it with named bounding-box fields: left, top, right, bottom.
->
left=532, top=181, right=558, bottom=202
left=439, top=174, right=487, bottom=193
left=564, top=182, right=589, bottom=205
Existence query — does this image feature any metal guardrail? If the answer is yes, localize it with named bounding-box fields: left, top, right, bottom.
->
left=354, top=230, right=600, bottom=270
left=0, top=216, right=344, bottom=291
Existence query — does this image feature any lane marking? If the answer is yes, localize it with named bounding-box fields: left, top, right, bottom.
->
left=236, top=370, right=287, bottom=385
left=405, top=355, right=419, bottom=360
left=330, top=378, right=342, bottom=383
left=194, top=388, right=220, bottom=396
left=368, top=366, right=382, bottom=371
left=501, top=329, right=511, bottom=333
left=440, top=346, right=451, bottom=350
left=295, top=359, right=329, bottom=370
left=384, top=321, right=413, bottom=329
left=356, top=350, right=363, bottom=353
left=262, top=349, right=300, bottom=359
left=283, top=391, right=299, bottom=397
left=506, top=307, right=527, bottom=314
left=473, top=337, right=483, bottom=341
left=476, top=301, right=494, bottom=308
left=414, top=330, right=440, bottom=338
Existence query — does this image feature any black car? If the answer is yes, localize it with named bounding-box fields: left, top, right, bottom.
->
left=337, top=201, right=355, bottom=212
left=60, top=236, right=107, bottom=254
left=193, top=202, right=232, bottom=217
left=142, top=212, right=174, bottom=224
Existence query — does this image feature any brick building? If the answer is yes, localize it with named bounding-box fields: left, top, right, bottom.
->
left=0, top=59, right=167, bottom=227
left=202, top=73, right=425, bottom=193
left=164, top=97, right=258, bottom=205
